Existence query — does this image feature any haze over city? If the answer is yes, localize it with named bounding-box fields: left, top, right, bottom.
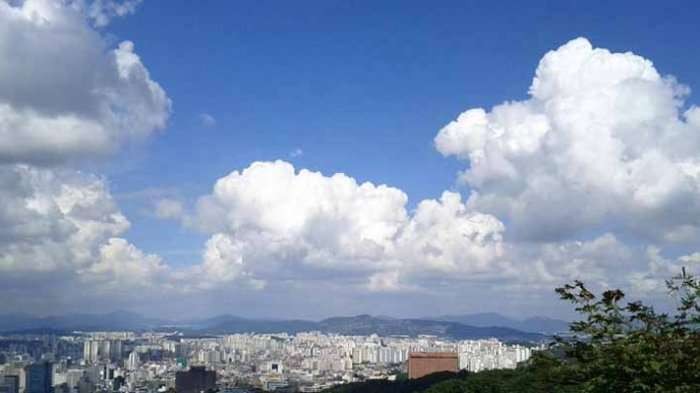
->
left=1, top=0, right=699, bottom=324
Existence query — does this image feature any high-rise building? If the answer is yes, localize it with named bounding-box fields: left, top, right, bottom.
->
left=126, top=351, right=140, bottom=371
left=83, top=340, right=123, bottom=364
left=25, top=362, right=53, bottom=393
left=407, top=352, right=458, bottom=379
left=83, top=341, right=98, bottom=365
left=0, top=375, right=19, bottom=393
left=1, top=368, right=24, bottom=393
left=175, top=367, right=216, bottom=393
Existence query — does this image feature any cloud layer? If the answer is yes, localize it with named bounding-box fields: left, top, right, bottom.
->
left=0, top=5, right=698, bottom=320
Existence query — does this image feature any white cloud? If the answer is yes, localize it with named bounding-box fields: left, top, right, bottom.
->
left=154, top=198, right=184, bottom=220
left=184, top=156, right=697, bottom=300
left=0, top=165, right=169, bottom=290
left=191, top=161, right=507, bottom=292
left=0, top=0, right=170, bottom=164
left=395, top=192, right=505, bottom=276
left=367, top=271, right=403, bottom=292
left=427, top=37, right=700, bottom=306
left=199, top=113, right=217, bottom=127
left=435, top=37, right=700, bottom=243
left=193, top=160, right=410, bottom=284
left=83, top=237, right=169, bottom=290
left=289, top=148, right=304, bottom=158
left=81, top=0, right=143, bottom=27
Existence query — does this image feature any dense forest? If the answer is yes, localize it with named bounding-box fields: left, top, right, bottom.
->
left=324, top=269, right=700, bottom=393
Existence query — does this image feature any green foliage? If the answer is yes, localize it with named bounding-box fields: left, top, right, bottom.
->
left=422, top=365, right=580, bottom=393
left=322, top=371, right=466, bottom=393
left=423, top=379, right=466, bottom=393
left=395, top=372, right=409, bottom=382
left=549, top=268, right=700, bottom=392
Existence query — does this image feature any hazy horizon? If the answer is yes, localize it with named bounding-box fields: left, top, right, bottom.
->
left=0, top=308, right=570, bottom=323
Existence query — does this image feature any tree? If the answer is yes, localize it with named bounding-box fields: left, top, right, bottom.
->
left=423, top=379, right=465, bottom=393
left=550, top=268, right=700, bottom=392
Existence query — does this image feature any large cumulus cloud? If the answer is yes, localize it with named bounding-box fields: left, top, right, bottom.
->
left=0, top=166, right=170, bottom=308
left=0, top=0, right=170, bottom=164
left=185, top=160, right=673, bottom=300
left=191, top=161, right=506, bottom=292
left=431, top=37, right=700, bottom=299
left=435, top=37, right=700, bottom=243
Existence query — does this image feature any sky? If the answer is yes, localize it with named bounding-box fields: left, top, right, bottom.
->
left=1, top=0, right=700, bottom=320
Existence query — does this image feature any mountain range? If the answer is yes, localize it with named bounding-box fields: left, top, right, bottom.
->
left=0, top=311, right=166, bottom=332
left=0, top=311, right=565, bottom=342
left=433, top=313, right=570, bottom=334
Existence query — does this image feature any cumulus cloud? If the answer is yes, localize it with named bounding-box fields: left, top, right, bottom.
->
left=192, top=160, right=410, bottom=286
left=0, top=0, right=170, bottom=164
left=427, top=37, right=700, bottom=304
left=84, top=238, right=169, bottom=290
left=191, top=161, right=507, bottom=292
left=0, top=166, right=170, bottom=294
left=0, top=0, right=174, bottom=312
left=154, top=198, right=184, bottom=220
left=435, top=37, right=700, bottom=243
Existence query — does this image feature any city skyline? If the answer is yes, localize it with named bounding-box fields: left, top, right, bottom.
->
left=0, top=328, right=539, bottom=392
left=1, top=0, right=700, bottom=321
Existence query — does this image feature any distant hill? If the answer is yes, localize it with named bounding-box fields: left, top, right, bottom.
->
left=0, top=311, right=168, bottom=332
left=197, top=315, right=319, bottom=334
left=317, top=315, right=544, bottom=341
left=0, top=312, right=546, bottom=342
left=434, top=313, right=569, bottom=334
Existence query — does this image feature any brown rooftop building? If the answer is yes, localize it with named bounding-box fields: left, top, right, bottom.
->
left=407, top=352, right=459, bottom=379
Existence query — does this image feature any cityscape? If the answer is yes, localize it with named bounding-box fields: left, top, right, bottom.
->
left=0, top=329, right=538, bottom=393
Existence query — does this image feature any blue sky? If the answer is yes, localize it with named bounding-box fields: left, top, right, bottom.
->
left=106, top=0, right=700, bottom=269
left=2, top=0, right=700, bottom=319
